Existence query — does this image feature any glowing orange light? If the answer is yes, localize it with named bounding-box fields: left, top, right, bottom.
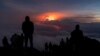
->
left=37, top=12, right=65, bottom=22
left=45, top=15, right=56, bottom=21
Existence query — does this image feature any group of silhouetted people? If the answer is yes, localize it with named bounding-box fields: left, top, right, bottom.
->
left=2, top=16, right=84, bottom=49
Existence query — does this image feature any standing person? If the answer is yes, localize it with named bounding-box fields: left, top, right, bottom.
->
left=71, top=24, right=83, bottom=41
left=22, top=16, right=34, bottom=48
left=70, top=24, right=84, bottom=56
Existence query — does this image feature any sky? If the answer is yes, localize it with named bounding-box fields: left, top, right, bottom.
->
left=1, top=0, right=100, bottom=50
left=1, top=0, right=100, bottom=23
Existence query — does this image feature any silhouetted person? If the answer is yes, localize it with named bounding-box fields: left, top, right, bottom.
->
left=70, top=24, right=84, bottom=56
left=2, top=36, right=9, bottom=48
left=11, top=33, right=21, bottom=48
left=71, top=24, right=83, bottom=41
left=22, top=16, right=34, bottom=48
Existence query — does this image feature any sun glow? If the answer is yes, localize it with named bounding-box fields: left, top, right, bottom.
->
left=93, top=15, right=100, bottom=22
left=46, top=15, right=56, bottom=21
left=37, top=12, right=65, bottom=22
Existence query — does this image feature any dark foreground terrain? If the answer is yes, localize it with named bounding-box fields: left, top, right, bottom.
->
left=1, top=25, right=100, bottom=56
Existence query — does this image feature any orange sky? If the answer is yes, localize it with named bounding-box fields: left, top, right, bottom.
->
left=35, top=12, right=74, bottom=22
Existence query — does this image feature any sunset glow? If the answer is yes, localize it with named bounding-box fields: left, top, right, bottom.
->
left=46, top=16, right=56, bottom=21
left=36, top=12, right=65, bottom=22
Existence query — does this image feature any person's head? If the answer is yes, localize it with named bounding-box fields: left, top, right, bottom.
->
left=25, top=16, right=30, bottom=22
left=75, top=24, right=80, bottom=30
